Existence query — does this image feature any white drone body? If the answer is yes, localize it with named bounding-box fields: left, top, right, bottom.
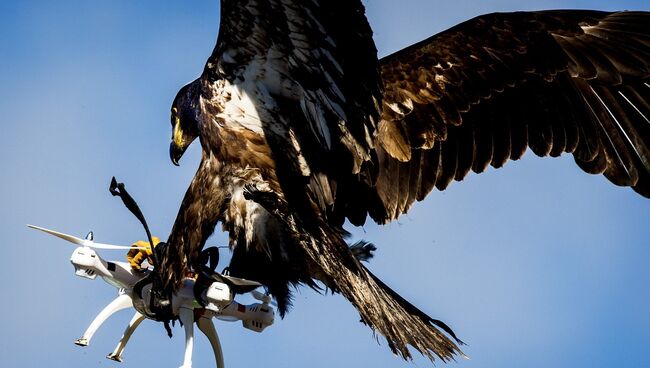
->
left=28, top=225, right=275, bottom=368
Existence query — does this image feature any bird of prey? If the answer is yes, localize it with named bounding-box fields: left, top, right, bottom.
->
left=160, top=1, right=649, bottom=362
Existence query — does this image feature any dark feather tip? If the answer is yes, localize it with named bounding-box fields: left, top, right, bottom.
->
left=349, top=240, right=377, bottom=262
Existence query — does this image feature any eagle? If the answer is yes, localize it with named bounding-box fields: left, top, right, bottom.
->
left=159, top=2, right=650, bottom=362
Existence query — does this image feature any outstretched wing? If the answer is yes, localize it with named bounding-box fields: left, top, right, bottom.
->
left=371, top=10, right=650, bottom=222
left=201, top=0, right=382, bottom=172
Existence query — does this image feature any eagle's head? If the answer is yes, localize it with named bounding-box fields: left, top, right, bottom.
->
left=169, top=79, right=201, bottom=166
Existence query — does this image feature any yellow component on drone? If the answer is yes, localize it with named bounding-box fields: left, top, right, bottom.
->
left=127, top=236, right=161, bottom=271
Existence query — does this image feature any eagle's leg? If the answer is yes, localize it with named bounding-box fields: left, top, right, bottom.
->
left=196, top=315, right=224, bottom=368
left=106, top=311, right=146, bottom=362
left=178, top=307, right=195, bottom=368
left=74, top=293, right=133, bottom=347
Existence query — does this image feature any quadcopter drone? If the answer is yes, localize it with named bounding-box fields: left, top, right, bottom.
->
left=28, top=224, right=275, bottom=368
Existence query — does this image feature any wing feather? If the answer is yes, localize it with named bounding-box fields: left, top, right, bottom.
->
left=209, top=0, right=381, bottom=162
left=369, top=10, right=650, bottom=223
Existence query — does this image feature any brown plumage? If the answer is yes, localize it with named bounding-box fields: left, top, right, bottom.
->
left=373, top=11, right=650, bottom=224
left=160, top=3, right=650, bottom=362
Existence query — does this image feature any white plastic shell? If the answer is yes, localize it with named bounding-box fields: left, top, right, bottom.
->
left=205, top=282, right=232, bottom=311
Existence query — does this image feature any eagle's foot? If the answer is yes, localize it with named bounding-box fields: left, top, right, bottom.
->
left=242, top=183, right=289, bottom=214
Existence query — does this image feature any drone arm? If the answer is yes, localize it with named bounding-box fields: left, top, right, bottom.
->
left=106, top=311, right=146, bottom=362
left=75, top=293, right=133, bottom=346
left=218, top=300, right=275, bottom=332
left=196, top=316, right=225, bottom=368
left=178, top=307, right=195, bottom=368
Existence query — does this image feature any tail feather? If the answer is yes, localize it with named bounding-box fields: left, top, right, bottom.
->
left=243, top=184, right=464, bottom=362
left=366, top=269, right=464, bottom=346
left=307, top=228, right=464, bottom=362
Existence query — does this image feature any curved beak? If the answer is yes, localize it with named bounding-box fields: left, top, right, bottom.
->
left=169, top=142, right=185, bottom=166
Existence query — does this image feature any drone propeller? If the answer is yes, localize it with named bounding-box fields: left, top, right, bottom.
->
left=27, top=225, right=147, bottom=250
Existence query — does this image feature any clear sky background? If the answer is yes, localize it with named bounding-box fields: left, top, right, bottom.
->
left=2, top=1, right=649, bottom=367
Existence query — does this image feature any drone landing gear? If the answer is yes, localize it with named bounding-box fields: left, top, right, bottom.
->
left=100, top=309, right=225, bottom=368
left=75, top=293, right=132, bottom=347
left=196, top=315, right=225, bottom=368
left=179, top=307, right=194, bottom=368
left=106, top=311, right=146, bottom=362
left=176, top=307, right=225, bottom=368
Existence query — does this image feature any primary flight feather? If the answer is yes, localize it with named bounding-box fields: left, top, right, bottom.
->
left=160, top=2, right=650, bottom=362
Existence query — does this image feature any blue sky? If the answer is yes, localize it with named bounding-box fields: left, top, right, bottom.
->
left=2, top=1, right=649, bottom=367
